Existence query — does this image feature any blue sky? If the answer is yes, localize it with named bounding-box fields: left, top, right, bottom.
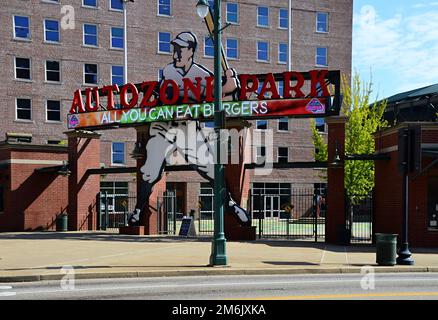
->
left=352, top=0, right=438, bottom=101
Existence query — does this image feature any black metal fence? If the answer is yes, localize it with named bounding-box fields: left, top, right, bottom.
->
left=98, top=192, right=136, bottom=231
left=346, top=193, right=373, bottom=243
left=249, top=188, right=326, bottom=241
left=157, top=190, right=178, bottom=235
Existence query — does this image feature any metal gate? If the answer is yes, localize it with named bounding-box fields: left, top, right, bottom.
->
left=346, top=192, right=373, bottom=244
left=250, top=188, right=326, bottom=241
left=157, top=190, right=178, bottom=235
left=98, top=192, right=136, bottom=232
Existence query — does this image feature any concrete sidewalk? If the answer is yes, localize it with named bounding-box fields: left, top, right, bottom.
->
left=0, top=232, right=437, bottom=282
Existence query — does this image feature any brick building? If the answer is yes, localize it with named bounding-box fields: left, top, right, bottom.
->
left=0, top=0, right=352, bottom=231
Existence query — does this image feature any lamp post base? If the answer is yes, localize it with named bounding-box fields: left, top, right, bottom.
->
left=209, top=236, right=227, bottom=266
left=397, top=243, right=414, bottom=265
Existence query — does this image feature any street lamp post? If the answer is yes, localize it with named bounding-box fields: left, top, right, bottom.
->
left=197, top=0, right=227, bottom=266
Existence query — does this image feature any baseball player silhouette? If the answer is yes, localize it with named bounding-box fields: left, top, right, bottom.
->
left=128, top=32, right=251, bottom=227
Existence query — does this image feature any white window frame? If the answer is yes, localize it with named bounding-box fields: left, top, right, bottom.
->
left=278, top=8, right=288, bottom=30
left=277, top=147, right=289, bottom=163
left=13, top=15, right=31, bottom=40
left=278, top=42, right=287, bottom=64
left=226, top=2, right=239, bottom=24
left=111, top=65, right=124, bottom=86
left=316, top=12, right=329, bottom=33
left=110, top=26, right=124, bottom=50
left=111, top=142, right=126, bottom=166
left=256, top=119, right=268, bottom=130
left=226, top=38, right=239, bottom=60
left=15, top=98, right=32, bottom=121
left=158, top=31, right=172, bottom=54
left=157, top=0, right=172, bottom=17
left=278, top=117, right=289, bottom=132
left=46, top=100, right=62, bottom=122
left=257, top=6, right=269, bottom=28
left=109, top=0, right=123, bottom=12
left=84, top=63, right=98, bottom=85
left=83, top=23, right=98, bottom=47
left=257, top=41, right=270, bottom=62
left=43, top=19, right=60, bottom=43
left=14, top=57, right=31, bottom=80
left=82, top=0, right=98, bottom=8
left=45, top=60, right=61, bottom=83
left=315, top=47, right=328, bottom=67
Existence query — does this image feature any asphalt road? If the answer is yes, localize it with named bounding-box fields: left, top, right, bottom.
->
left=1, top=273, right=438, bottom=300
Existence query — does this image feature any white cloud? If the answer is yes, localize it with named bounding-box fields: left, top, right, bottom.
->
left=353, top=5, right=438, bottom=95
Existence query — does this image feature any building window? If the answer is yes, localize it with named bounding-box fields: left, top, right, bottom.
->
left=279, top=8, right=288, bottom=29
left=111, top=27, right=124, bottom=49
left=83, top=0, right=97, bottom=7
left=316, top=47, right=328, bottom=66
left=316, top=12, right=328, bottom=33
left=257, top=6, right=269, bottom=27
left=84, top=63, right=98, bottom=84
left=158, top=32, right=171, bottom=53
left=111, top=65, right=124, bottom=86
left=278, top=81, right=284, bottom=97
left=256, top=119, right=267, bottom=130
left=46, top=60, right=60, bottom=82
left=226, top=3, right=238, bottom=24
left=204, top=37, right=214, bottom=57
left=315, top=118, right=325, bottom=132
left=199, top=182, right=214, bottom=218
left=278, top=117, right=288, bottom=131
left=278, top=147, right=288, bottom=163
left=0, top=185, right=4, bottom=213
left=158, top=0, right=171, bottom=16
left=428, top=177, right=438, bottom=229
left=208, top=0, right=214, bottom=13
left=278, top=43, right=287, bottom=64
left=46, top=100, right=61, bottom=122
left=44, top=19, right=60, bottom=43
left=110, top=0, right=123, bottom=11
left=13, top=15, right=30, bottom=40
left=257, top=41, right=269, bottom=62
left=112, top=142, right=125, bottom=165
left=256, top=146, right=266, bottom=164
left=226, top=38, right=238, bottom=60
left=83, top=24, right=98, bottom=46
left=15, top=57, right=31, bottom=80
left=158, top=69, right=164, bottom=81
left=16, top=98, right=32, bottom=120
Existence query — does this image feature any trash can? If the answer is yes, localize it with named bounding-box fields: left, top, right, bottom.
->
left=56, top=214, right=68, bottom=232
left=375, top=233, right=397, bottom=266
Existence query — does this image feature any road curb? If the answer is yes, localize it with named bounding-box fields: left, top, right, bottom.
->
left=0, top=266, right=436, bottom=283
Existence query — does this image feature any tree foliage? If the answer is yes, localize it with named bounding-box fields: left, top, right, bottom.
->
left=311, top=72, right=388, bottom=203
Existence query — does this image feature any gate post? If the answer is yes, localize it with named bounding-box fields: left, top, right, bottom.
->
left=65, top=130, right=101, bottom=231
left=325, top=116, right=348, bottom=244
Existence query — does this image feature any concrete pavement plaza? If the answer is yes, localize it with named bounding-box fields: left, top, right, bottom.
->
left=0, top=232, right=438, bottom=282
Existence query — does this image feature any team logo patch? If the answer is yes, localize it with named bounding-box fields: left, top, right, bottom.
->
left=306, top=98, right=325, bottom=114
left=68, top=115, right=79, bottom=128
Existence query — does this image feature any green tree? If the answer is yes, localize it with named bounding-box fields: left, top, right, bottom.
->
left=311, top=72, right=388, bottom=204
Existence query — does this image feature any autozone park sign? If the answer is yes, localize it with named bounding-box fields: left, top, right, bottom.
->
left=67, top=70, right=341, bottom=130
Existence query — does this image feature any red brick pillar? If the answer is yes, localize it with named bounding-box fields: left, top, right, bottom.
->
left=136, top=125, right=166, bottom=235
left=66, top=130, right=101, bottom=231
left=224, top=122, right=256, bottom=240
left=325, top=116, right=347, bottom=244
